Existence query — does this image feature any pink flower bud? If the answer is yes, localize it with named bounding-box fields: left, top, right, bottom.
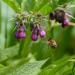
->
left=15, top=31, right=26, bottom=39
left=31, top=33, right=38, bottom=41
left=39, top=30, right=46, bottom=38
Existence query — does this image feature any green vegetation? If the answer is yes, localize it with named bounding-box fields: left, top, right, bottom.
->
left=0, top=0, right=75, bottom=75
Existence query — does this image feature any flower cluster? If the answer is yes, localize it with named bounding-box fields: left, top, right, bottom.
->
left=15, top=23, right=26, bottom=39
left=15, top=13, right=46, bottom=41
left=14, top=9, right=74, bottom=48
left=30, top=22, right=46, bottom=41
left=15, top=13, right=27, bottom=40
left=49, top=9, right=69, bottom=27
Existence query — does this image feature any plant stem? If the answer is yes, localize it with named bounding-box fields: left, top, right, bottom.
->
left=72, top=62, right=75, bottom=75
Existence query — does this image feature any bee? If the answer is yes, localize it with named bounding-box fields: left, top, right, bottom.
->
left=48, top=39, right=57, bottom=48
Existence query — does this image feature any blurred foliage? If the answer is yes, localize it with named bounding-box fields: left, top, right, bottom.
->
left=0, top=0, right=75, bottom=75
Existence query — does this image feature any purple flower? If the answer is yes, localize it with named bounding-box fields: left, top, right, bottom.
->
left=62, top=19, right=69, bottom=27
left=39, top=29, right=46, bottom=38
left=18, top=26, right=25, bottom=32
left=15, top=31, right=26, bottom=39
left=63, top=19, right=69, bottom=25
left=31, top=33, right=38, bottom=41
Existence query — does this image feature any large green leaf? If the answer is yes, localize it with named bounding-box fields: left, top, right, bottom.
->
left=33, top=0, right=49, bottom=13
left=3, top=0, right=20, bottom=13
left=0, top=60, right=46, bottom=75
left=38, top=55, right=75, bottom=75
left=0, top=45, right=19, bottom=62
left=21, top=0, right=36, bottom=12
left=16, top=0, right=23, bottom=6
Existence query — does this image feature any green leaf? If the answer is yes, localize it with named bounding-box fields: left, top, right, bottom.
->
left=69, top=59, right=75, bottom=62
left=0, top=60, right=46, bottom=75
left=58, top=0, right=74, bottom=5
left=0, top=45, right=19, bottom=62
left=38, top=55, right=74, bottom=75
left=2, top=0, right=20, bottom=13
left=38, top=3, right=52, bottom=15
left=33, top=0, right=49, bottom=13
left=21, top=0, right=36, bottom=12
left=16, top=0, right=23, bottom=6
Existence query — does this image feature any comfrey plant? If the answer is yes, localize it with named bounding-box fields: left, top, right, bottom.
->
left=1, top=0, right=75, bottom=75
left=49, top=8, right=75, bottom=27
left=13, top=7, right=75, bottom=49
left=14, top=13, right=46, bottom=41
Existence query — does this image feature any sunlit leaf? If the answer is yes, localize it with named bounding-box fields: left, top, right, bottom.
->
left=3, top=0, right=20, bottom=13
left=0, top=60, right=46, bottom=75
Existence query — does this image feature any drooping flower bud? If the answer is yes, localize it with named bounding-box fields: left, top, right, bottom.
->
left=15, top=31, right=26, bottom=39
left=39, top=29, right=46, bottom=38
left=62, top=19, right=69, bottom=27
left=31, top=33, right=38, bottom=41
